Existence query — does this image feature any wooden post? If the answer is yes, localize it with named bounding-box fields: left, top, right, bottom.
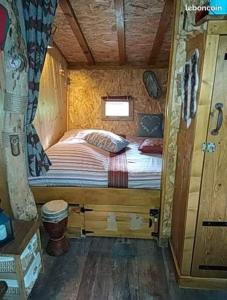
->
left=159, top=0, right=207, bottom=244
left=1, top=0, right=37, bottom=220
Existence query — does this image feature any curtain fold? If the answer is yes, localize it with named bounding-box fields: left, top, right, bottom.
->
left=23, top=0, right=58, bottom=176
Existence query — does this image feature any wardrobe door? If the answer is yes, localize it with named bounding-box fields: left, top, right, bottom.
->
left=192, top=35, right=227, bottom=278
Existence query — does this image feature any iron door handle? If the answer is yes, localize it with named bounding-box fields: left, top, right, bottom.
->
left=211, top=103, right=224, bottom=136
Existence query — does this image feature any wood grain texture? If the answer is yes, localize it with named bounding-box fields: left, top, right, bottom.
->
left=59, top=0, right=95, bottom=64
left=124, top=0, right=172, bottom=65
left=180, top=33, right=220, bottom=275
left=160, top=0, right=206, bottom=240
left=53, top=0, right=172, bottom=67
left=207, top=20, right=227, bottom=35
left=32, top=186, right=160, bottom=207
left=68, top=62, right=169, bottom=69
left=114, top=0, right=126, bottom=65
left=171, top=33, right=206, bottom=275
left=84, top=209, right=154, bottom=239
left=69, top=0, right=119, bottom=63
left=34, top=46, right=68, bottom=150
left=159, top=0, right=186, bottom=241
left=32, top=186, right=160, bottom=239
left=53, top=5, right=87, bottom=63
left=171, top=118, right=196, bottom=271
left=0, top=53, right=11, bottom=215
left=1, top=0, right=37, bottom=220
left=67, top=68, right=168, bottom=135
left=149, top=0, right=174, bottom=65
left=169, top=240, right=227, bottom=291
left=30, top=238, right=172, bottom=299
left=192, top=35, right=227, bottom=278
left=0, top=220, right=39, bottom=255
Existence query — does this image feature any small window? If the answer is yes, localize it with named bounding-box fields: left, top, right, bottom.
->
left=101, top=96, right=133, bottom=121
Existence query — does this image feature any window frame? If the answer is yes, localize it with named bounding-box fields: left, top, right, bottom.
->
left=101, top=96, right=134, bottom=121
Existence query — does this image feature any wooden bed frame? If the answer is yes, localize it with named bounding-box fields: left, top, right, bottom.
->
left=32, top=186, right=161, bottom=239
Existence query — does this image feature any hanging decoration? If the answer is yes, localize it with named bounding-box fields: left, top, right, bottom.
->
left=23, top=0, right=58, bottom=176
left=182, top=49, right=200, bottom=128
left=0, top=4, right=9, bottom=50
left=143, top=71, right=162, bottom=100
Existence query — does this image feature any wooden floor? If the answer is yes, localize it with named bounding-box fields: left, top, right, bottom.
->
left=29, top=237, right=227, bottom=300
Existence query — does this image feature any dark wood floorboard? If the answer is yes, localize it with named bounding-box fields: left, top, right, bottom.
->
left=29, top=237, right=227, bottom=300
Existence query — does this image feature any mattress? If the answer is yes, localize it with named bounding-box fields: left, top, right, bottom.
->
left=28, top=133, right=162, bottom=189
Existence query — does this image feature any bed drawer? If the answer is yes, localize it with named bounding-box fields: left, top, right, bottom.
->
left=83, top=205, right=159, bottom=239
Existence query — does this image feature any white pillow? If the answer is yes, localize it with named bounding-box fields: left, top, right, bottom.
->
left=60, top=129, right=97, bottom=142
left=84, top=130, right=129, bottom=153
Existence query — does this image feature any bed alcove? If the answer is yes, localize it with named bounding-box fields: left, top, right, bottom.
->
left=27, top=0, right=172, bottom=240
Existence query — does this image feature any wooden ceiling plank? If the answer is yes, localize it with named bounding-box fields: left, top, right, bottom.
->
left=114, top=0, right=126, bottom=65
left=59, top=0, right=95, bottom=65
left=149, top=0, right=173, bottom=65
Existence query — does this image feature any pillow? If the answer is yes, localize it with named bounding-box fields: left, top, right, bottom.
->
left=138, top=113, right=163, bottom=138
left=84, top=130, right=129, bottom=153
left=139, top=138, right=163, bottom=154
left=60, top=129, right=98, bottom=142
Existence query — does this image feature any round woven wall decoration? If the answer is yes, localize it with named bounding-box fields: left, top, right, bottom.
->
left=143, top=71, right=162, bottom=100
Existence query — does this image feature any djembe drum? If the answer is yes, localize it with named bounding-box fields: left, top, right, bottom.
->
left=41, top=200, right=69, bottom=256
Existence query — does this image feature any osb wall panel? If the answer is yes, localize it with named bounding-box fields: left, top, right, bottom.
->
left=160, top=0, right=206, bottom=239
left=34, top=47, right=68, bottom=150
left=53, top=6, right=86, bottom=63
left=68, top=68, right=168, bottom=135
left=125, top=0, right=171, bottom=64
left=0, top=53, right=11, bottom=215
left=53, top=0, right=172, bottom=66
left=69, top=0, right=119, bottom=62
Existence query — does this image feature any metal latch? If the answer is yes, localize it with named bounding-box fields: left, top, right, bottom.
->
left=149, top=209, right=159, bottom=237
left=81, top=229, right=94, bottom=236
left=80, top=207, right=93, bottom=213
left=202, top=142, right=216, bottom=153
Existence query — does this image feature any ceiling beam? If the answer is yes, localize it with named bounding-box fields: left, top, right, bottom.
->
left=114, top=0, right=126, bottom=65
left=68, top=62, right=168, bottom=70
left=59, top=0, right=95, bottom=65
left=149, top=0, right=173, bottom=65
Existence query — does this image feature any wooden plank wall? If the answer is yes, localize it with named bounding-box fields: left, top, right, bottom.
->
left=171, top=33, right=206, bottom=274
left=34, top=46, right=68, bottom=150
left=67, top=68, right=168, bottom=135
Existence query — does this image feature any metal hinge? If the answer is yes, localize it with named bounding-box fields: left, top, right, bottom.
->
left=81, top=229, right=94, bottom=236
left=202, top=142, right=216, bottom=153
left=149, top=209, right=159, bottom=237
left=149, top=209, right=159, bottom=228
left=80, top=207, right=93, bottom=213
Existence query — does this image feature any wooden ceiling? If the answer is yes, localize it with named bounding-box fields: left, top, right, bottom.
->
left=53, top=0, right=173, bottom=68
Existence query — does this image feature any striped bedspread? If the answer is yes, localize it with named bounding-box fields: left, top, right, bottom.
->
left=28, top=136, right=162, bottom=189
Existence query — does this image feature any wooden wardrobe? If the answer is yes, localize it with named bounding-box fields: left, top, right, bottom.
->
left=171, top=19, right=227, bottom=290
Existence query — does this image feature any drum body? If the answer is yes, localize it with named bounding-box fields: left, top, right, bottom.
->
left=41, top=200, right=69, bottom=256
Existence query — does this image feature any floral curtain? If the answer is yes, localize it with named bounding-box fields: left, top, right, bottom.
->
left=23, top=0, right=58, bottom=176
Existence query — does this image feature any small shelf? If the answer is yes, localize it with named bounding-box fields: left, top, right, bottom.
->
left=196, top=14, right=227, bottom=26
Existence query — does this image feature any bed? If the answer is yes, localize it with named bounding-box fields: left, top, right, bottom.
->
left=30, top=130, right=162, bottom=239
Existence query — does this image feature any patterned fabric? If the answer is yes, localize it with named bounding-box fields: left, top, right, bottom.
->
left=108, top=150, right=128, bottom=188
left=84, top=130, right=129, bottom=153
left=28, top=135, right=162, bottom=189
left=23, top=0, right=58, bottom=176
left=139, top=138, right=163, bottom=154
left=138, top=113, right=163, bottom=138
